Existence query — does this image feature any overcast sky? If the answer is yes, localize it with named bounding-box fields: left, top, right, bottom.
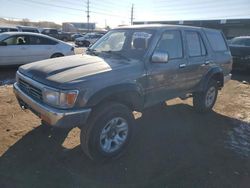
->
left=0, top=0, right=249, bottom=28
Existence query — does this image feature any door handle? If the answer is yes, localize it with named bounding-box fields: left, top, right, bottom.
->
left=179, top=64, right=186, bottom=68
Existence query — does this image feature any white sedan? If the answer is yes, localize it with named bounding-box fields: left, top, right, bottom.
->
left=0, top=32, right=75, bottom=66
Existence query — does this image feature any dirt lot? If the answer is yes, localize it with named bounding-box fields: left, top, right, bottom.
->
left=0, top=71, right=249, bottom=188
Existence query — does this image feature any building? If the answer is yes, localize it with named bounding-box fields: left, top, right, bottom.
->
left=134, top=19, right=250, bottom=39
left=62, top=22, right=96, bottom=33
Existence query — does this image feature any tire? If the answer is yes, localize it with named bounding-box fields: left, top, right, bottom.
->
left=80, top=102, right=134, bottom=161
left=193, top=79, right=218, bottom=113
left=51, top=53, right=64, bottom=58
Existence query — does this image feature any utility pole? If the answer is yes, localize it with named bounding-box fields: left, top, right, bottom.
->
left=86, top=0, right=90, bottom=32
left=130, top=4, right=134, bottom=25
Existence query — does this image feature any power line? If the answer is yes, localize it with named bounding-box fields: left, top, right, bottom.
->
left=16, top=0, right=128, bottom=19
left=151, top=4, right=247, bottom=16
left=8, top=0, right=82, bottom=17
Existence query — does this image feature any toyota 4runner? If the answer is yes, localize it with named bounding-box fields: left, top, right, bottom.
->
left=14, top=25, right=232, bottom=161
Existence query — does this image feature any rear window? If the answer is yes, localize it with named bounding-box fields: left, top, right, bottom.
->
left=186, top=31, right=206, bottom=57
left=22, top=29, right=39, bottom=33
left=205, top=30, right=227, bottom=51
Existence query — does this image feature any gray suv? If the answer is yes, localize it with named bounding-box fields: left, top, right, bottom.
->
left=14, top=25, right=232, bottom=161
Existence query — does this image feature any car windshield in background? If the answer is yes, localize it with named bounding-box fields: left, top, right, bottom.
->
left=231, top=37, right=250, bottom=46
left=89, top=29, right=156, bottom=60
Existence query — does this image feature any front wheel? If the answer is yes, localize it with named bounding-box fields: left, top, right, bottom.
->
left=80, top=102, right=134, bottom=161
left=193, top=79, right=218, bottom=113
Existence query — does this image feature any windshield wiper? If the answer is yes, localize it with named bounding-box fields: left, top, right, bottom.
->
left=101, top=51, right=130, bottom=61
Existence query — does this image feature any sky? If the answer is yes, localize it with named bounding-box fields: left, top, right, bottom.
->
left=0, top=0, right=250, bottom=28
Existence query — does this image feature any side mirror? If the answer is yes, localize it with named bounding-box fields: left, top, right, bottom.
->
left=0, top=41, right=7, bottom=46
left=152, top=51, right=169, bottom=63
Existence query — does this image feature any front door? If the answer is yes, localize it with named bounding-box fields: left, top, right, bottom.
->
left=145, top=30, right=188, bottom=107
left=0, top=35, right=30, bottom=65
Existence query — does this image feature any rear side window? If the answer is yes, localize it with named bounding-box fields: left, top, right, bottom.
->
left=186, top=31, right=207, bottom=57
left=155, top=30, right=183, bottom=59
left=22, top=29, right=39, bottom=33
left=29, top=36, right=57, bottom=45
left=9, top=28, right=18, bottom=32
left=205, top=30, right=227, bottom=51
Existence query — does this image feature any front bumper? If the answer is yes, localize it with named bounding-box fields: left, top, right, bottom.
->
left=13, top=82, right=91, bottom=128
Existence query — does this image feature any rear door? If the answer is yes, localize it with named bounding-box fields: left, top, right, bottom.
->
left=28, top=35, right=57, bottom=62
left=205, top=29, right=232, bottom=75
left=183, top=30, right=210, bottom=90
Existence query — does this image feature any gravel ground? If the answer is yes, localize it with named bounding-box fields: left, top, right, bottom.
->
left=0, top=70, right=249, bottom=188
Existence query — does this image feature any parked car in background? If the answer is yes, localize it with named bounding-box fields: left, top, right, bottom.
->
left=229, top=36, right=250, bottom=70
left=16, top=26, right=39, bottom=33
left=41, top=28, right=72, bottom=42
left=75, top=32, right=104, bottom=47
left=0, top=27, right=18, bottom=33
left=0, top=32, right=74, bottom=66
left=13, top=25, right=232, bottom=161
left=71, top=33, right=84, bottom=41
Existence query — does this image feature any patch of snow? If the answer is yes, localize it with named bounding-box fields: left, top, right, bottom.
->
left=0, top=78, right=15, bottom=86
left=225, top=122, right=250, bottom=158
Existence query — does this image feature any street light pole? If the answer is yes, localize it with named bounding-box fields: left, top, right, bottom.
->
left=87, top=0, right=90, bottom=32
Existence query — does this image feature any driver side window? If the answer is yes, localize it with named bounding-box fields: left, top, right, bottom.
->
left=155, top=30, right=183, bottom=59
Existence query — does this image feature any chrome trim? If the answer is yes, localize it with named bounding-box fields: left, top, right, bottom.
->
left=17, top=71, right=47, bottom=91
left=17, top=71, right=80, bottom=109
left=14, top=82, right=91, bottom=128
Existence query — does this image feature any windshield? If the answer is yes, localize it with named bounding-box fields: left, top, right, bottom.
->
left=89, top=29, right=156, bottom=60
left=231, top=38, right=250, bottom=46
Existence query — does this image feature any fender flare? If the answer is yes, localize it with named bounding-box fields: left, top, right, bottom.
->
left=199, top=67, right=224, bottom=91
left=86, top=83, right=144, bottom=111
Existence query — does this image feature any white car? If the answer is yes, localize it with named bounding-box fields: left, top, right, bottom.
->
left=0, top=32, right=75, bottom=66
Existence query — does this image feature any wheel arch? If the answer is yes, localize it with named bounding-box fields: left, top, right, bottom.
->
left=199, top=67, right=224, bottom=91
left=86, top=84, right=144, bottom=111
left=50, top=53, right=64, bottom=58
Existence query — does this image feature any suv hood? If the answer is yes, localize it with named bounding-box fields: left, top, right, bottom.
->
left=19, top=54, right=133, bottom=87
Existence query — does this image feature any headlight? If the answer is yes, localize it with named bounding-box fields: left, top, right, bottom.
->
left=43, top=88, right=78, bottom=108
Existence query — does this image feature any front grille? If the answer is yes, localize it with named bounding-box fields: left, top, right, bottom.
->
left=18, top=79, right=43, bottom=101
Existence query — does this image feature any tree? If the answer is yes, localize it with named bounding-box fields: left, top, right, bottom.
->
left=20, top=18, right=30, bottom=26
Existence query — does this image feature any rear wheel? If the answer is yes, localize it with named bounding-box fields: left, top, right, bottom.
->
left=80, top=102, right=134, bottom=161
left=193, top=79, right=218, bottom=113
left=51, top=53, right=64, bottom=58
